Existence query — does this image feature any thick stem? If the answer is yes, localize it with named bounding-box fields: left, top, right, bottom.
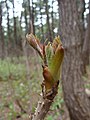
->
left=31, top=81, right=59, bottom=120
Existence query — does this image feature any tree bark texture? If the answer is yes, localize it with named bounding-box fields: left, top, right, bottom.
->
left=58, top=0, right=90, bottom=120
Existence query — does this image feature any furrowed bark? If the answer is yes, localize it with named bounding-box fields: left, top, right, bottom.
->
left=58, top=0, right=90, bottom=119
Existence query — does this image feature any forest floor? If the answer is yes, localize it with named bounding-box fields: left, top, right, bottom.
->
left=0, top=55, right=90, bottom=120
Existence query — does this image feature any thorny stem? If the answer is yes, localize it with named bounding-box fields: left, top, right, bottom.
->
left=29, top=80, right=59, bottom=120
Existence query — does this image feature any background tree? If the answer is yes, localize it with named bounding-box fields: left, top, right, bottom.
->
left=0, top=0, right=60, bottom=58
left=51, top=0, right=54, bottom=39
left=12, top=0, right=17, bottom=46
left=0, top=0, right=90, bottom=119
left=5, top=0, right=11, bottom=55
left=58, top=0, right=90, bottom=120
left=0, top=1, right=4, bottom=59
left=39, top=0, right=44, bottom=41
left=83, top=0, right=90, bottom=66
left=44, top=0, right=52, bottom=42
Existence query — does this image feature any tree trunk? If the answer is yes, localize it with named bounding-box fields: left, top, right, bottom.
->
left=40, top=0, right=44, bottom=42
left=31, top=0, right=35, bottom=34
left=28, top=0, right=35, bottom=34
left=0, top=2, right=4, bottom=59
left=28, top=0, right=32, bottom=33
left=44, top=0, right=52, bottom=42
left=51, top=0, right=54, bottom=39
left=82, top=0, right=90, bottom=65
left=58, top=0, right=90, bottom=120
left=12, top=0, right=17, bottom=46
left=24, top=7, right=28, bottom=34
left=6, top=0, right=11, bottom=55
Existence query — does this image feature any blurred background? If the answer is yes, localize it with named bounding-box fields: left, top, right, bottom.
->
left=0, top=0, right=60, bottom=58
left=0, top=0, right=90, bottom=120
left=0, top=0, right=89, bottom=57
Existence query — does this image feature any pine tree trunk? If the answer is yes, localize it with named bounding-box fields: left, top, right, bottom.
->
left=6, top=0, right=11, bottom=55
left=24, top=7, right=28, bottom=34
left=12, top=0, right=17, bottom=46
left=40, top=0, right=44, bottom=42
left=82, top=0, right=90, bottom=65
left=58, top=0, right=90, bottom=120
left=44, top=0, right=52, bottom=42
left=31, top=0, right=35, bottom=34
left=51, top=0, right=54, bottom=39
left=0, top=2, right=4, bottom=59
left=28, top=0, right=32, bottom=33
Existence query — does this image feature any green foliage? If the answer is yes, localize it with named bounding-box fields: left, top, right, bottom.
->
left=51, top=87, right=64, bottom=111
left=0, top=56, right=65, bottom=119
left=1, top=57, right=89, bottom=120
left=83, top=65, right=90, bottom=89
left=46, top=36, right=64, bottom=82
left=46, top=115, right=53, bottom=120
left=0, top=58, right=26, bottom=81
left=44, top=85, right=64, bottom=120
left=0, top=57, right=41, bottom=119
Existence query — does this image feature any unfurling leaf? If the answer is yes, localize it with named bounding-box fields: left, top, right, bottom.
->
left=45, top=36, right=64, bottom=82
left=26, top=34, right=64, bottom=92
left=26, top=33, right=43, bottom=59
left=42, top=65, right=54, bottom=91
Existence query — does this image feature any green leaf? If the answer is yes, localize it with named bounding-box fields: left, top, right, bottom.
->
left=46, top=36, right=64, bottom=82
